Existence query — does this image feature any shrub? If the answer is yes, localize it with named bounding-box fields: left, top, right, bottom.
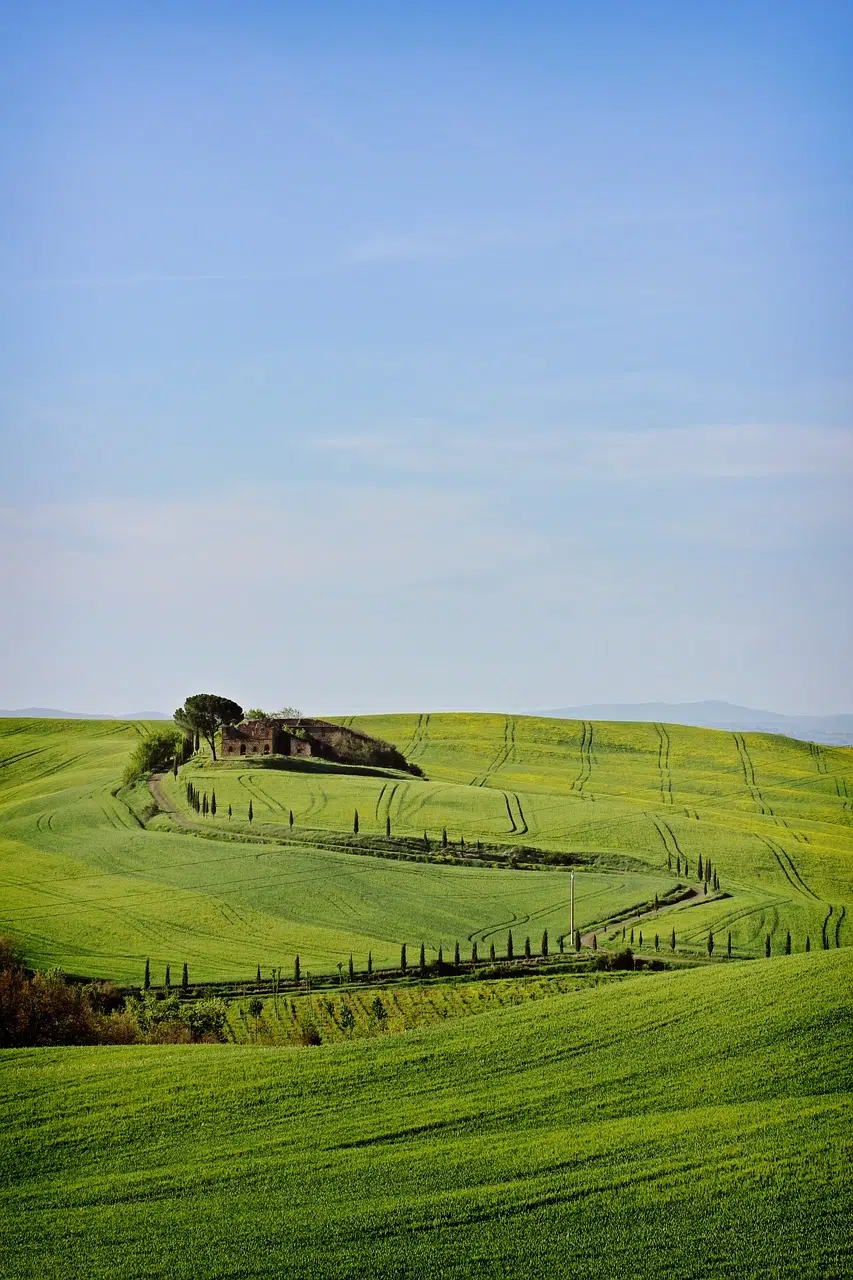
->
left=181, top=998, right=228, bottom=1043
left=121, top=729, right=182, bottom=784
left=295, top=1021, right=322, bottom=1046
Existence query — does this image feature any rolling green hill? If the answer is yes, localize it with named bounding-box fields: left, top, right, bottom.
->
left=2, top=949, right=850, bottom=1278
left=0, top=713, right=851, bottom=981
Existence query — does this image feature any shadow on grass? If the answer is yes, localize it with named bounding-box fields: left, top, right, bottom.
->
left=228, top=755, right=421, bottom=782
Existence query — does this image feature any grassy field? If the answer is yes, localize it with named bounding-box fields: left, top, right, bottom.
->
left=2, top=948, right=850, bottom=1278
left=176, top=711, right=853, bottom=957
left=0, top=718, right=673, bottom=981
left=0, top=713, right=851, bottom=981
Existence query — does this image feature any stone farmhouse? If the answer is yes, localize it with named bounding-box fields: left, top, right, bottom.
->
left=221, top=717, right=418, bottom=775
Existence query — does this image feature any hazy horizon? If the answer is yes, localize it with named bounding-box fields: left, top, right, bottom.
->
left=1, top=2, right=850, bottom=717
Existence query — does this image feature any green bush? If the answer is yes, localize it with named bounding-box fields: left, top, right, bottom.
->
left=122, top=729, right=182, bottom=784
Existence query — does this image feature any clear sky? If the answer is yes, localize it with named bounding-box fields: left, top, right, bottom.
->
left=1, top=1, right=850, bottom=715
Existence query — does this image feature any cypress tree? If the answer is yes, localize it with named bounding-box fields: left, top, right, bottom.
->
left=714, top=872, right=719, bottom=891
left=173, top=757, right=178, bottom=779
left=460, top=835, right=465, bottom=850
left=423, top=832, right=429, bottom=850
left=541, top=929, right=549, bottom=957
left=202, top=793, right=208, bottom=817
left=654, top=893, right=659, bottom=912
left=472, top=941, right=478, bottom=963
left=211, top=791, right=217, bottom=817
left=703, top=882, right=708, bottom=895
left=441, top=828, right=448, bottom=848
left=765, top=934, right=771, bottom=958
left=165, top=964, right=171, bottom=989
left=727, top=932, right=732, bottom=958
left=437, top=945, right=444, bottom=974
left=638, top=930, right=643, bottom=947
left=248, top=799, right=253, bottom=822
left=182, top=962, right=189, bottom=991
left=368, top=951, right=373, bottom=977
left=400, top=943, right=407, bottom=973
left=622, top=925, right=626, bottom=941
left=785, top=931, right=792, bottom=955
left=697, top=854, right=704, bottom=881
left=454, top=941, right=460, bottom=967
left=353, top=809, right=359, bottom=835
left=144, top=958, right=150, bottom=990
left=676, top=855, right=681, bottom=875
left=670, top=927, right=676, bottom=952
left=667, top=851, right=672, bottom=870
left=386, top=815, right=391, bottom=838
left=707, top=931, right=714, bottom=956
left=228, top=804, right=232, bottom=820
left=805, top=935, right=811, bottom=952
left=654, top=933, right=659, bottom=951
left=489, top=941, right=496, bottom=962
left=348, top=954, right=354, bottom=981
left=507, top=930, right=514, bottom=961
left=630, top=928, right=634, bottom=944
left=289, top=810, right=294, bottom=828
left=684, top=860, right=689, bottom=877
left=575, top=928, right=581, bottom=952
left=524, top=936, right=531, bottom=959
left=559, top=935, right=564, bottom=954
left=592, top=933, right=597, bottom=951
left=419, top=942, right=426, bottom=973
left=256, top=964, right=262, bottom=984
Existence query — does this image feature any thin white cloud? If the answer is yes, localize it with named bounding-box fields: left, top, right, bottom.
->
left=313, top=423, right=853, bottom=484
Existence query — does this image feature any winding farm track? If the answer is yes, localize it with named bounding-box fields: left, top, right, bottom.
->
left=580, top=885, right=707, bottom=947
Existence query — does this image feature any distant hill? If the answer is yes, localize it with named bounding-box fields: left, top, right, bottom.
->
left=0, top=707, right=170, bottom=720
left=537, top=700, right=853, bottom=745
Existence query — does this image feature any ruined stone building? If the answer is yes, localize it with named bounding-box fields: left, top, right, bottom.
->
left=220, top=718, right=416, bottom=774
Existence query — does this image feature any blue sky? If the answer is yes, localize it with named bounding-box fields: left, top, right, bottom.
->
left=1, top=1, right=850, bottom=714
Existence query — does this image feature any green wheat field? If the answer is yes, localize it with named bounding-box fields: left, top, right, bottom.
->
left=1, top=714, right=851, bottom=1277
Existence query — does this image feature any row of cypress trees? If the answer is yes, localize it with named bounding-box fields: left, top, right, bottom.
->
left=143, top=958, right=190, bottom=991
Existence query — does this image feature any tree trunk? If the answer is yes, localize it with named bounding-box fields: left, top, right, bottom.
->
left=207, top=733, right=217, bottom=762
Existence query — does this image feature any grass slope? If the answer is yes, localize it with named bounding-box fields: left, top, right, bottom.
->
left=2, top=949, right=850, bottom=1278
left=0, top=719, right=669, bottom=981
left=1, top=713, right=851, bottom=980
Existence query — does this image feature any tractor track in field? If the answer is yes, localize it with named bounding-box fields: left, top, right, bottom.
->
left=570, top=722, right=594, bottom=799
left=649, top=814, right=684, bottom=866
left=501, top=793, right=518, bottom=834
left=809, top=742, right=829, bottom=775
left=835, top=905, right=846, bottom=947
left=471, top=716, right=515, bottom=788
left=406, top=713, right=430, bottom=762
left=733, top=733, right=808, bottom=845
left=835, top=778, right=853, bottom=818
left=243, top=774, right=288, bottom=813
left=655, top=724, right=674, bottom=806
left=0, top=747, right=47, bottom=771
left=757, top=835, right=820, bottom=902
